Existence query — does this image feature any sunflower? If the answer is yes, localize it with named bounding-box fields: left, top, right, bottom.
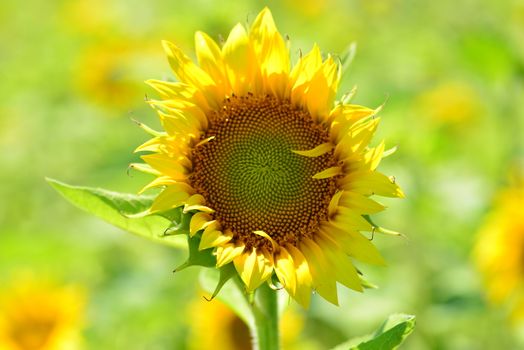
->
left=187, top=293, right=306, bottom=350
left=474, top=184, right=524, bottom=320
left=187, top=296, right=252, bottom=350
left=135, top=7, right=403, bottom=307
left=416, top=81, right=481, bottom=126
left=0, top=277, right=85, bottom=350
left=75, top=41, right=151, bottom=111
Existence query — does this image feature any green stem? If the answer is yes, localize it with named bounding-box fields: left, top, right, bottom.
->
left=251, top=283, right=280, bottom=350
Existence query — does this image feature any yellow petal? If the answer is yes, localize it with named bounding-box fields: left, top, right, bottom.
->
left=312, top=166, right=342, bottom=179
left=157, top=110, right=200, bottom=137
left=315, top=235, right=363, bottom=291
left=134, top=134, right=187, bottom=155
left=195, top=31, right=229, bottom=91
left=146, top=79, right=196, bottom=100
left=250, top=7, right=288, bottom=73
left=274, top=247, right=297, bottom=296
left=383, top=145, right=398, bottom=158
left=254, top=230, right=278, bottom=251
left=216, top=243, right=245, bottom=267
left=285, top=244, right=313, bottom=308
left=162, top=40, right=221, bottom=108
left=320, top=224, right=386, bottom=266
left=132, top=139, right=168, bottom=155
left=299, top=238, right=339, bottom=305
left=148, top=99, right=208, bottom=131
left=194, top=136, right=215, bottom=148
left=184, top=204, right=214, bottom=214
left=234, top=249, right=272, bottom=292
left=234, top=250, right=258, bottom=291
left=128, top=163, right=161, bottom=176
left=290, top=44, right=322, bottom=88
left=134, top=136, right=164, bottom=153
left=305, top=56, right=340, bottom=120
left=292, top=142, right=333, bottom=157
left=183, top=194, right=214, bottom=213
left=199, top=226, right=230, bottom=251
left=338, top=191, right=386, bottom=214
left=340, top=85, right=358, bottom=105
left=222, top=23, right=257, bottom=95
left=141, top=154, right=188, bottom=179
left=363, top=141, right=385, bottom=171
left=329, top=104, right=378, bottom=143
left=327, top=190, right=343, bottom=218
left=163, top=40, right=213, bottom=86
left=189, top=213, right=213, bottom=237
left=258, top=248, right=275, bottom=284
left=150, top=183, right=194, bottom=212
left=250, top=7, right=289, bottom=97
left=340, top=171, right=404, bottom=198
left=132, top=119, right=164, bottom=137
left=331, top=207, right=373, bottom=232
left=334, top=118, right=380, bottom=160
left=138, top=176, right=177, bottom=194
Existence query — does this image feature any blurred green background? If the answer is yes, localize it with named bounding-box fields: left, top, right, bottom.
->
left=1, top=0, right=523, bottom=349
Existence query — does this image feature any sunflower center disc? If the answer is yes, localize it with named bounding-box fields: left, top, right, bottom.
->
left=191, top=95, right=338, bottom=249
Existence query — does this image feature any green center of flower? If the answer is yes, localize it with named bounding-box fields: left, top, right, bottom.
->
left=190, top=95, right=338, bottom=249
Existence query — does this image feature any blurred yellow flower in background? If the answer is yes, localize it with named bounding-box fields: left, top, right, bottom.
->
left=134, top=7, right=402, bottom=307
left=282, top=0, right=328, bottom=17
left=474, top=183, right=524, bottom=321
left=75, top=41, right=156, bottom=111
left=0, top=276, right=86, bottom=350
left=60, top=0, right=119, bottom=36
left=416, top=81, right=482, bottom=126
left=187, top=296, right=306, bottom=350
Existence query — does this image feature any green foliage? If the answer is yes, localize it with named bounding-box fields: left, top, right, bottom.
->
left=332, top=314, right=416, bottom=350
left=46, top=178, right=186, bottom=248
left=48, top=177, right=241, bottom=314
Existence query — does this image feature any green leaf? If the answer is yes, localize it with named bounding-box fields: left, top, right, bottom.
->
left=332, top=314, right=416, bottom=350
left=46, top=178, right=186, bottom=248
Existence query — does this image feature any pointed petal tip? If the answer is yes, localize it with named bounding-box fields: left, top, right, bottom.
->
left=194, top=30, right=205, bottom=39
left=254, top=230, right=278, bottom=251
left=312, top=166, right=342, bottom=179
left=161, top=40, right=174, bottom=53
left=292, top=142, right=333, bottom=158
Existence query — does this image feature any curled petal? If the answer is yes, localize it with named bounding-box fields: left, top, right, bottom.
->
left=292, top=142, right=333, bottom=157
left=150, top=183, right=195, bottom=213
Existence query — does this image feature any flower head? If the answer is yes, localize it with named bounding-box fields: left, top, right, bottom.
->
left=76, top=41, right=146, bottom=110
left=474, top=184, right=524, bottom=320
left=416, top=81, right=481, bottom=126
left=187, top=294, right=304, bottom=350
left=135, top=7, right=403, bottom=307
left=0, top=277, right=85, bottom=350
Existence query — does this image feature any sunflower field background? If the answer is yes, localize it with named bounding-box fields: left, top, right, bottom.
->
left=1, top=0, right=523, bottom=349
